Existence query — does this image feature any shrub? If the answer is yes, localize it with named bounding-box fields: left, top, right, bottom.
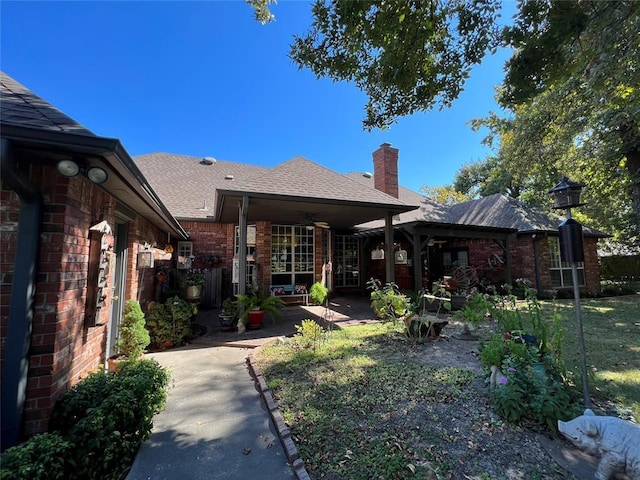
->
left=367, top=278, right=408, bottom=320
left=492, top=356, right=581, bottom=432
left=48, top=358, right=170, bottom=480
left=309, top=282, right=328, bottom=306
left=146, top=296, right=196, bottom=348
left=0, top=433, right=71, bottom=480
left=293, top=319, right=326, bottom=351
left=479, top=334, right=507, bottom=370
left=118, top=300, right=150, bottom=359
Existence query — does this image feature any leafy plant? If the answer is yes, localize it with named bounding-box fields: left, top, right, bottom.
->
left=309, top=282, right=328, bottom=306
left=455, top=291, right=491, bottom=330
left=236, top=287, right=285, bottom=325
left=46, top=358, right=169, bottom=480
left=181, top=274, right=205, bottom=287
left=293, top=319, right=325, bottom=352
left=0, top=432, right=71, bottom=480
left=220, top=297, right=237, bottom=317
left=117, top=300, right=150, bottom=359
left=479, top=334, right=508, bottom=370
left=492, top=356, right=581, bottom=432
left=145, top=296, right=196, bottom=348
left=367, top=278, right=409, bottom=321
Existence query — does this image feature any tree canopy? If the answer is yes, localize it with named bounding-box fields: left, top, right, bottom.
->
left=288, top=0, right=501, bottom=130
left=496, top=0, right=640, bottom=246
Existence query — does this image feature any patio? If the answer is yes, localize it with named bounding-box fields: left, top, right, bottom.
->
left=191, top=294, right=380, bottom=348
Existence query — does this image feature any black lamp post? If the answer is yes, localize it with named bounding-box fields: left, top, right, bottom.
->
left=548, top=177, right=591, bottom=408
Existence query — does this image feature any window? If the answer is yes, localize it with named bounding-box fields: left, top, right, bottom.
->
left=548, top=237, right=584, bottom=288
left=335, top=235, right=359, bottom=287
left=442, top=248, right=469, bottom=276
left=271, top=226, right=314, bottom=288
left=177, top=241, right=193, bottom=269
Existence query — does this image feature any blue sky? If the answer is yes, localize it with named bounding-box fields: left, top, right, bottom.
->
left=1, top=1, right=516, bottom=193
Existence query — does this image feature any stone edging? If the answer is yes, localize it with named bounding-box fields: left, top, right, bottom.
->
left=247, top=352, right=311, bottom=480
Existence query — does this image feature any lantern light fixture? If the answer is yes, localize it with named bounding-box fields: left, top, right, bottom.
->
left=548, top=176, right=585, bottom=210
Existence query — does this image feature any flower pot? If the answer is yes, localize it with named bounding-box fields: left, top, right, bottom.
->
left=247, top=310, right=264, bottom=330
left=218, top=314, right=235, bottom=332
left=185, top=285, right=202, bottom=300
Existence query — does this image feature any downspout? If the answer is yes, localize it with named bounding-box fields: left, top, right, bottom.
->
left=0, top=138, right=42, bottom=450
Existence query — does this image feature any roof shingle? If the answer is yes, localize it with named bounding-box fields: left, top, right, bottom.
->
left=0, top=71, right=94, bottom=136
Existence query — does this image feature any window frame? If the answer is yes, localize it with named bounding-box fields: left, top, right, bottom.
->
left=548, top=237, right=585, bottom=288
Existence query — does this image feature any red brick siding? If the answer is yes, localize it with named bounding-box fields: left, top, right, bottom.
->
left=1, top=162, right=169, bottom=439
left=372, top=143, right=399, bottom=198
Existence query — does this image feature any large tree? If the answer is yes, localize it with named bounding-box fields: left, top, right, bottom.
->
left=498, top=0, right=640, bottom=246
left=287, top=0, right=501, bottom=130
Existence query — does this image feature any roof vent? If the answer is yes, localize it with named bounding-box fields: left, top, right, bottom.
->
left=225, top=174, right=234, bottom=180
left=363, top=172, right=373, bottom=178
left=200, top=157, right=216, bottom=165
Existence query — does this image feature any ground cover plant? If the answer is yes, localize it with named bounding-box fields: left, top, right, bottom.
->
left=256, top=322, right=575, bottom=479
left=255, top=295, right=639, bottom=480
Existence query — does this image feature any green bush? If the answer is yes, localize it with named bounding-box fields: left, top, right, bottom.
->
left=146, top=296, right=196, bottom=348
left=47, top=358, right=170, bottom=480
left=0, top=433, right=71, bottom=480
left=309, top=282, right=328, bottom=305
left=492, top=356, right=581, bottom=432
left=479, top=334, right=507, bottom=369
left=367, top=279, right=409, bottom=320
left=118, top=300, right=150, bottom=359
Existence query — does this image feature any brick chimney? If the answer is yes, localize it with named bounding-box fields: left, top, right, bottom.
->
left=372, top=143, right=399, bottom=198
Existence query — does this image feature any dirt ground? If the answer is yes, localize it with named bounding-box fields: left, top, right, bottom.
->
left=402, top=319, right=631, bottom=480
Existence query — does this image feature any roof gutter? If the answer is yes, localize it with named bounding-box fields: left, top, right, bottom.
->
left=1, top=125, right=188, bottom=240
left=0, top=138, right=42, bottom=450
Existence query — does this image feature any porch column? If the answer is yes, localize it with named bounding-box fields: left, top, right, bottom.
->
left=238, top=195, right=249, bottom=296
left=384, top=211, right=394, bottom=283
left=412, top=232, right=422, bottom=291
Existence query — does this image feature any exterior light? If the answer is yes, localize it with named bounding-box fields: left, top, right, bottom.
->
left=549, top=176, right=585, bottom=210
left=57, top=159, right=80, bottom=177
left=56, top=160, right=108, bottom=185
left=87, top=167, right=108, bottom=185
left=548, top=176, right=591, bottom=409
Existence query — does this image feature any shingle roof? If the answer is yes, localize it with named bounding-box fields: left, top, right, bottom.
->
left=230, top=156, right=412, bottom=205
left=0, top=71, right=94, bottom=135
left=134, top=152, right=270, bottom=220
left=134, top=154, right=416, bottom=221
left=347, top=172, right=451, bottom=228
left=448, top=194, right=559, bottom=232
left=348, top=174, right=606, bottom=236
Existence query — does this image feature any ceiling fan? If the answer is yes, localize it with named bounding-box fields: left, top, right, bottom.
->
left=303, top=214, right=330, bottom=229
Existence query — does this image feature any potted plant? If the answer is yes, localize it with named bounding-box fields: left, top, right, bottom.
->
left=236, top=287, right=285, bottom=330
left=454, top=291, right=491, bottom=340
left=218, top=297, right=238, bottom=332
left=182, top=274, right=206, bottom=301
left=309, top=281, right=328, bottom=306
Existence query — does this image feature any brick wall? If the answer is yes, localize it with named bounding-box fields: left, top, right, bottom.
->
left=1, top=161, right=169, bottom=439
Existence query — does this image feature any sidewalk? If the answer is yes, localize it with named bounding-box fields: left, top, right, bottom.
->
left=125, top=344, right=295, bottom=480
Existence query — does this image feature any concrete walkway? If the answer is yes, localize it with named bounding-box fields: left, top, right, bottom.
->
left=126, top=344, right=294, bottom=480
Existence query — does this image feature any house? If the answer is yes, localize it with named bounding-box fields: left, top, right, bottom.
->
left=0, top=72, right=605, bottom=446
left=135, top=144, right=605, bottom=300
